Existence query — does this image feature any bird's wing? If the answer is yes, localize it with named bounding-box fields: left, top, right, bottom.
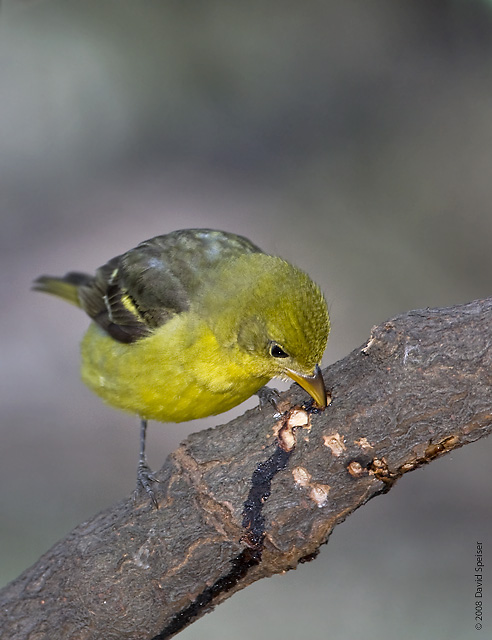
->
left=78, top=229, right=263, bottom=343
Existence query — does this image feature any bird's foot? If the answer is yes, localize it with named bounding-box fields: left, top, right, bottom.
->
left=256, top=386, right=282, bottom=413
left=134, top=460, right=160, bottom=509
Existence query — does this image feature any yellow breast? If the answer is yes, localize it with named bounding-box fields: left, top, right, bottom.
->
left=80, top=313, right=270, bottom=423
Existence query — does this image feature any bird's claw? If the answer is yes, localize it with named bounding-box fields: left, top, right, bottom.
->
left=134, top=460, right=160, bottom=509
left=256, top=386, right=282, bottom=413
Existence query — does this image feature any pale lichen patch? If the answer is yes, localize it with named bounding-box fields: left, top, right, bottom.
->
left=276, top=407, right=312, bottom=452
left=323, top=432, right=346, bottom=457
left=361, top=331, right=378, bottom=353
left=287, top=408, right=310, bottom=430
left=278, top=423, right=296, bottom=451
left=292, top=467, right=330, bottom=508
left=355, top=437, right=372, bottom=451
left=347, top=460, right=365, bottom=478
left=292, top=466, right=312, bottom=487
left=309, top=484, right=330, bottom=508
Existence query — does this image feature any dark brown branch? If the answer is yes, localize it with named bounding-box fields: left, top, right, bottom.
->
left=2, top=298, right=492, bottom=639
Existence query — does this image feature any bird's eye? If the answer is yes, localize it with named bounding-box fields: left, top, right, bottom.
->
left=270, top=343, right=289, bottom=358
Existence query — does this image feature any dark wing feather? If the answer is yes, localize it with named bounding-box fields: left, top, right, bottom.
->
left=78, top=229, right=263, bottom=343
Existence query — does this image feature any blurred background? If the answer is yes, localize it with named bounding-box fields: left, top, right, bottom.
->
left=1, top=0, right=491, bottom=638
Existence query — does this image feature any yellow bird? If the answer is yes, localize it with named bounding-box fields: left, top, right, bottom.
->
left=34, top=229, right=330, bottom=506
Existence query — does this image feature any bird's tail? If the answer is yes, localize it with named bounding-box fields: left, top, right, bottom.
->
left=32, top=272, right=93, bottom=307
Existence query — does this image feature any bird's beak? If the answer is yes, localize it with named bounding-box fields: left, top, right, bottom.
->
left=286, top=364, right=327, bottom=408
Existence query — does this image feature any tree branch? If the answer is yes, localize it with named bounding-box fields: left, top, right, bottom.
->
left=2, top=298, right=492, bottom=640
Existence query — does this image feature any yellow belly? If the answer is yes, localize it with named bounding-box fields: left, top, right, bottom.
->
left=80, top=314, right=269, bottom=423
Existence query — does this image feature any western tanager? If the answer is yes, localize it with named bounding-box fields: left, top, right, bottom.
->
left=34, top=229, right=330, bottom=506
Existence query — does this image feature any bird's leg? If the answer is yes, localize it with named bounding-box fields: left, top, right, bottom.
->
left=256, top=386, right=281, bottom=413
left=134, top=418, right=160, bottom=509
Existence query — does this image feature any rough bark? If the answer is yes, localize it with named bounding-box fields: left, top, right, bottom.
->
left=1, top=298, right=492, bottom=640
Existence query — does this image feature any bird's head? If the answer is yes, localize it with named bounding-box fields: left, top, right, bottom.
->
left=200, top=253, right=330, bottom=407
left=235, top=300, right=329, bottom=407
